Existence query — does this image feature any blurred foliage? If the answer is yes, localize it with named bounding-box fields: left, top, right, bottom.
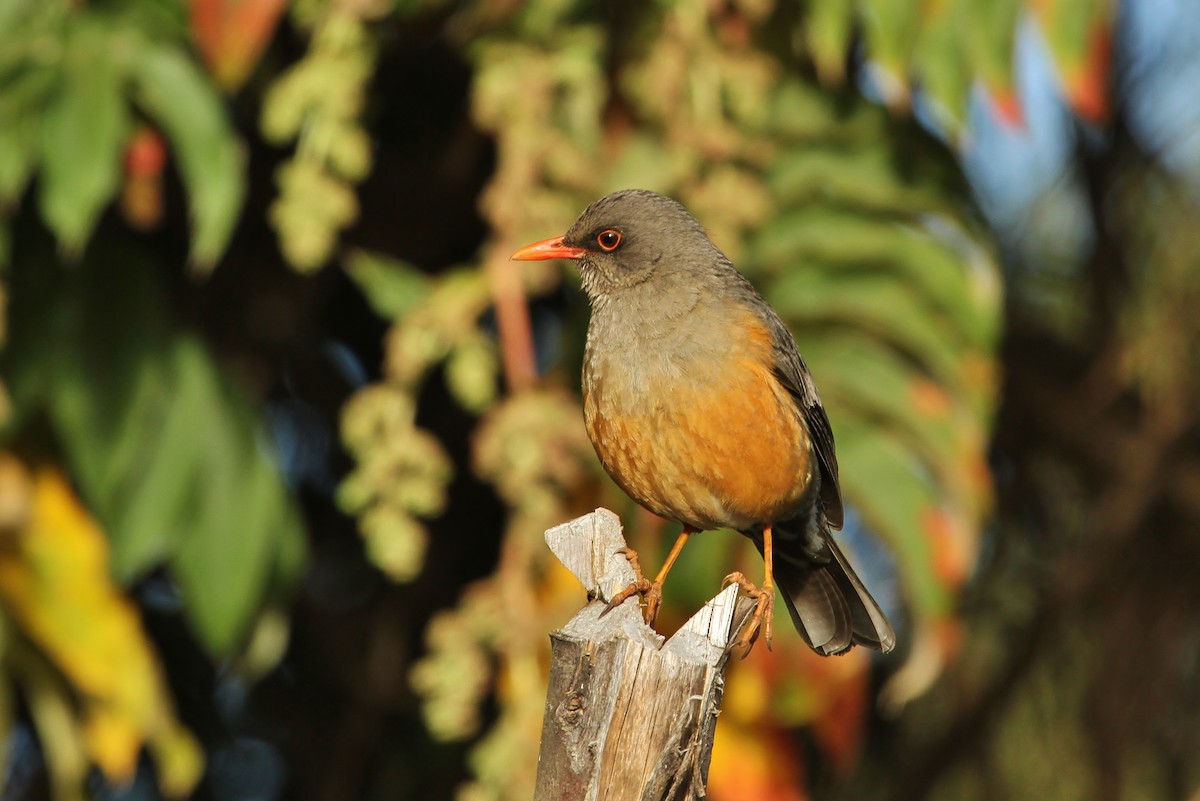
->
left=0, top=0, right=244, bottom=269
left=0, top=233, right=306, bottom=797
left=10, top=0, right=1197, bottom=800
left=4, top=244, right=306, bottom=657
left=804, top=0, right=1114, bottom=133
left=338, top=251, right=495, bottom=580
left=1, top=1, right=302, bottom=796
left=839, top=153, right=1200, bottom=801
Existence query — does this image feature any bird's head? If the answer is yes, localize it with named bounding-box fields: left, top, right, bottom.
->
left=511, top=189, right=723, bottom=300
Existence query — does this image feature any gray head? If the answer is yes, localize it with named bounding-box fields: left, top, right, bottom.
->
left=511, top=189, right=728, bottom=299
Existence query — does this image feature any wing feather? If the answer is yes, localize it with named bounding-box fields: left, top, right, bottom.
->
left=762, top=310, right=844, bottom=529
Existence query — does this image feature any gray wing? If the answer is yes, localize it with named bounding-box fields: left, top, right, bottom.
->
left=761, top=307, right=845, bottom=530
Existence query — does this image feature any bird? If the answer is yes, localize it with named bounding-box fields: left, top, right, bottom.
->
left=511, top=189, right=895, bottom=656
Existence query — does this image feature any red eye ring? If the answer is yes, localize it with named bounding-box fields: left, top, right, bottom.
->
left=597, top=229, right=622, bottom=251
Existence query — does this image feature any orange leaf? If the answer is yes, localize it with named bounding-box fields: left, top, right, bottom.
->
left=922, top=506, right=971, bottom=586
left=709, top=723, right=808, bottom=801
left=190, top=0, right=288, bottom=90
left=910, top=377, right=952, bottom=418
left=1065, top=23, right=1111, bottom=123
left=1032, top=0, right=1113, bottom=123
left=985, top=83, right=1024, bottom=129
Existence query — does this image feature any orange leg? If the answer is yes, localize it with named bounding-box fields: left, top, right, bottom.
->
left=605, top=528, right=694, bottom=625
left=724, top=524, right=776, bottom=654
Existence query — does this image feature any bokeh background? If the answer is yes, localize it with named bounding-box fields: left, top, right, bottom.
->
left=2, top=0, right=1199, bottom=799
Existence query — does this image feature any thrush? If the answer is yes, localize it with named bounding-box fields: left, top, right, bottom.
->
left=513, top=189, right=895, bottom=655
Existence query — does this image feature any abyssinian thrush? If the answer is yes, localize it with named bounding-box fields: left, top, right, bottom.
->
left=512, top=189, right=895, bottom=655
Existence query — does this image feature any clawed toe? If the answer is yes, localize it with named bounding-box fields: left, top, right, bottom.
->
left=603, top=547, right=664, bottom=625
left=724, top=571, right=775, bottom=655
left=603, top=578, right=664, bottom=624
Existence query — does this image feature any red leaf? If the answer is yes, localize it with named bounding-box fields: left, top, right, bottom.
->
left=122, top=126, right=166, bottom=229
left=124, top=125, right=166, bottom=179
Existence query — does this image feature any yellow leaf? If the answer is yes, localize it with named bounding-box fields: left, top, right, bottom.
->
left=0, top=461, right=203, bottom=796
left=149, top=721, right=207, bottom=798
left=84, top=707, right=143, bottom=781
left=16, top=654, right=89, bottom=801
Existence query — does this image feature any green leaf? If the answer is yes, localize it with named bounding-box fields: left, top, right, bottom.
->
left=103, top=345, right=204, bottom=580
left=129, top=39, right=245, bottom=269
left=167, top=337, right=291, bottom=655
left=1038, top=0, right=1102, bottom=72
left=767, top=81, right=876, bottom=143
left=604, top=132, right=697, bottom=196
left=753, top=209, right=997, bottom=350
left=344, top=249, right=431, bottom=320
left=802, top=335, right=960, bottom=469
left=37, top=17, right=129, bottom=254
left=834, top=422, right=950, bottom=618
left=0, top=68, right=54, bottom=206
left=910, top=0, right=972, bottom=136
left=805, top=0, right=855, bottom=83
left=767, top=144, right=963, bottom=218
left=0, top=1, right=67, bottom=77
left=965, top=0, right=1021, bottom=96
left=770, top=267, right=973, bottom=398
left=860, top=0, right=920, bottom=94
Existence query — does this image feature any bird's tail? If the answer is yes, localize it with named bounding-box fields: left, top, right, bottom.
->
left=764, top=532, right=896, bottom=656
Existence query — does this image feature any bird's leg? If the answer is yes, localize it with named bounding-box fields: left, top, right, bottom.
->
left=724, top=525, right=776, bottom=654
left=604, top=528, right=694, bottom=626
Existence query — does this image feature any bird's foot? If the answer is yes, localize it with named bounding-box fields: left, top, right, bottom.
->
left=723, top=571, right=775, bottom=655
left=603, top=547, right=664, bottom=625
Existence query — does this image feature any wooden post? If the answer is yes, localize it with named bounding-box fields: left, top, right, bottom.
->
left=534, top=509, right=757, bottom=801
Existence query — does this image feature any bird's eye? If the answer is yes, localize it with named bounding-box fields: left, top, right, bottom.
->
left=596, top=230, right=622, bottom=251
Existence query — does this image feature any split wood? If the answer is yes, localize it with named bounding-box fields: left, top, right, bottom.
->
left=533, top=508, right=757, bottom=801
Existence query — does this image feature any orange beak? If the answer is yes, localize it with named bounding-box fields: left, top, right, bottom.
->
left=510, top=235, right=587, bottom=261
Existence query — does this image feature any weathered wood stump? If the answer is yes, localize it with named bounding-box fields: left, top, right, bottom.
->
left=533, top=509, right=757, bottom=801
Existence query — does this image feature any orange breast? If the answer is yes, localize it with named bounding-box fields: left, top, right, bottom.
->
left=583, top=311, right=813, bottom=531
